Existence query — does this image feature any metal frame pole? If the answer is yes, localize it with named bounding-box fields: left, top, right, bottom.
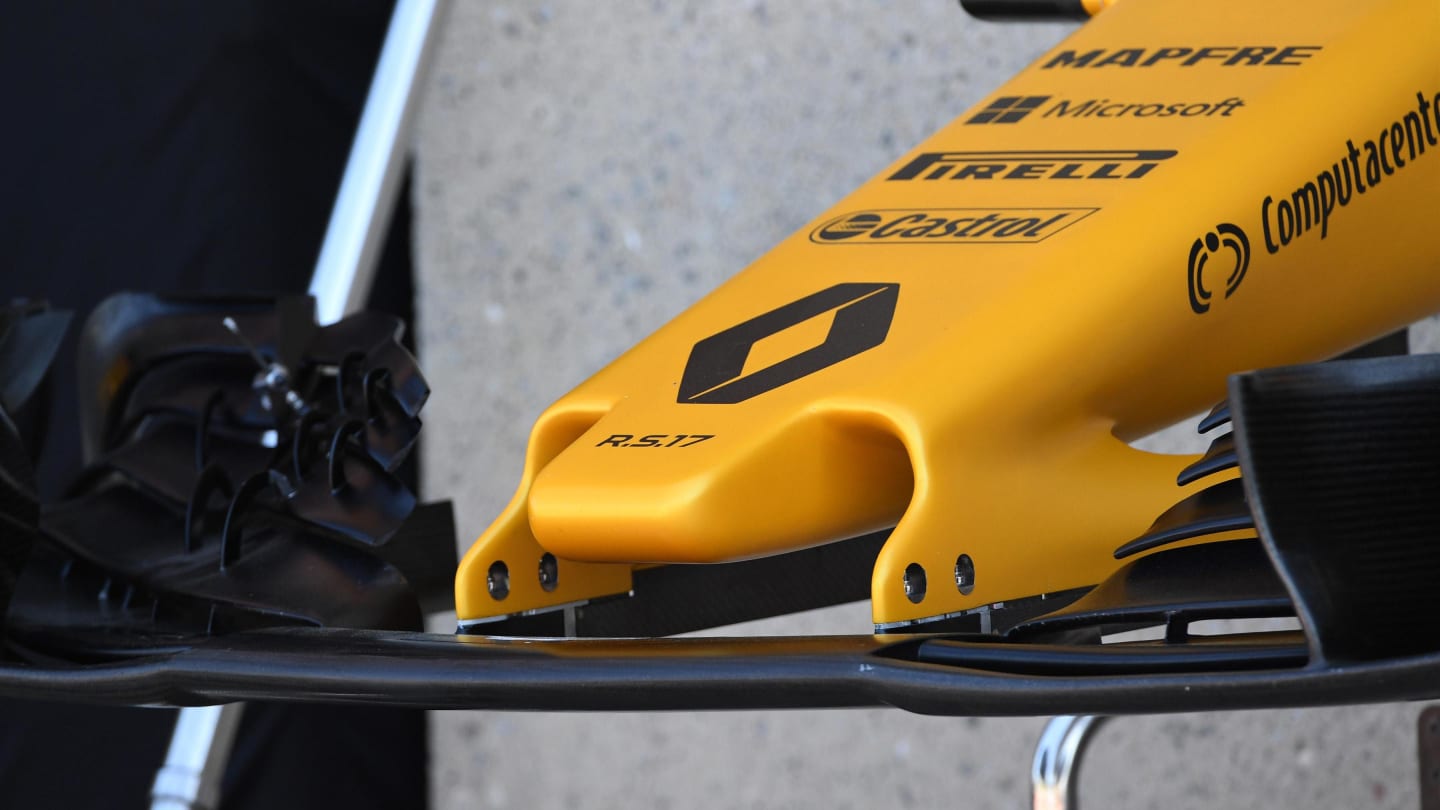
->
left=150, top=704, right=246, bottom=810
left=307, top=0, right=449, bottom=325
left=151, top=1, right=448, bottom=806
left=1031, top=715, right=1109, bottom=810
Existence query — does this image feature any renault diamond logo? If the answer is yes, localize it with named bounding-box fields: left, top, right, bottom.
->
left=678, top=283, right=899, bottom=404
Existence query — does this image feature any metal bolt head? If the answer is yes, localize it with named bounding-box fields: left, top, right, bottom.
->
left=262, top=365, right=290, bottom=389
left=954, top=554, right=976, bottom=595
left=903, top=563, right=927, bottom=604
left=487, top=561, right=510, bottom=600
left=538, top=553, right=559, bottom=592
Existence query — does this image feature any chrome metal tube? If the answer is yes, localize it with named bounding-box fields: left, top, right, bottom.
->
left=150, top=704, right=246, bottom=810
left=152, top=5, right=448, bottom=808
left=308, top=0, right=448, bottom=324
left=1031, top=715, right=1108, bottom=810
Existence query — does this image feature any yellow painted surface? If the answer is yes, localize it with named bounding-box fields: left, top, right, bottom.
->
left=457, top=0, right=1440, bottom=627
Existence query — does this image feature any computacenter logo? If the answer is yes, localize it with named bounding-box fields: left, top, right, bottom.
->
left=810, top=208, right=1098, bottom=244
left=966, top=95, right=1244, bottom=124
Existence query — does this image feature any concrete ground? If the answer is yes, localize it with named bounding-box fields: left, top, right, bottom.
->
left=411, top=3, right=1433, bottom=807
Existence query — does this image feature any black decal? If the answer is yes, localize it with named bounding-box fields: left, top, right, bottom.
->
left=1043, top=49, right=1104, bottom=69
left=966, top=95, right=1051, bottom=125
left=1182, top=47, right=1235, bottom=66
left=678, top=283, right=899, bottom=404
left=1346, top=140, right=1367, bottom=195
left=809, top=208, right=1096, bottom=245
left=1044, top=97, right=1243, bottom=120
left=1226, top=46, right=1276, bottom=66
left=1266, top=46, right=1323, bottom=66
left=1041, top=46, right=1321, bottom=69
left=1142, top=47, right=1192, bottom=67
left=813, top=213, right=881, bottom=241
left=594, top=432, right=716, bottom=449
left=1093, top=48, right=1145, bottom=68
left=888, top=150, right=1177, bottom=181
left=1188, top=223, right=1250, bottom=315
left=1261, top=89, right=1438, bottom=255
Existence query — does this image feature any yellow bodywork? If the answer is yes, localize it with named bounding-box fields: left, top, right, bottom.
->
left=457, top=0, right=1440, bottom=630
